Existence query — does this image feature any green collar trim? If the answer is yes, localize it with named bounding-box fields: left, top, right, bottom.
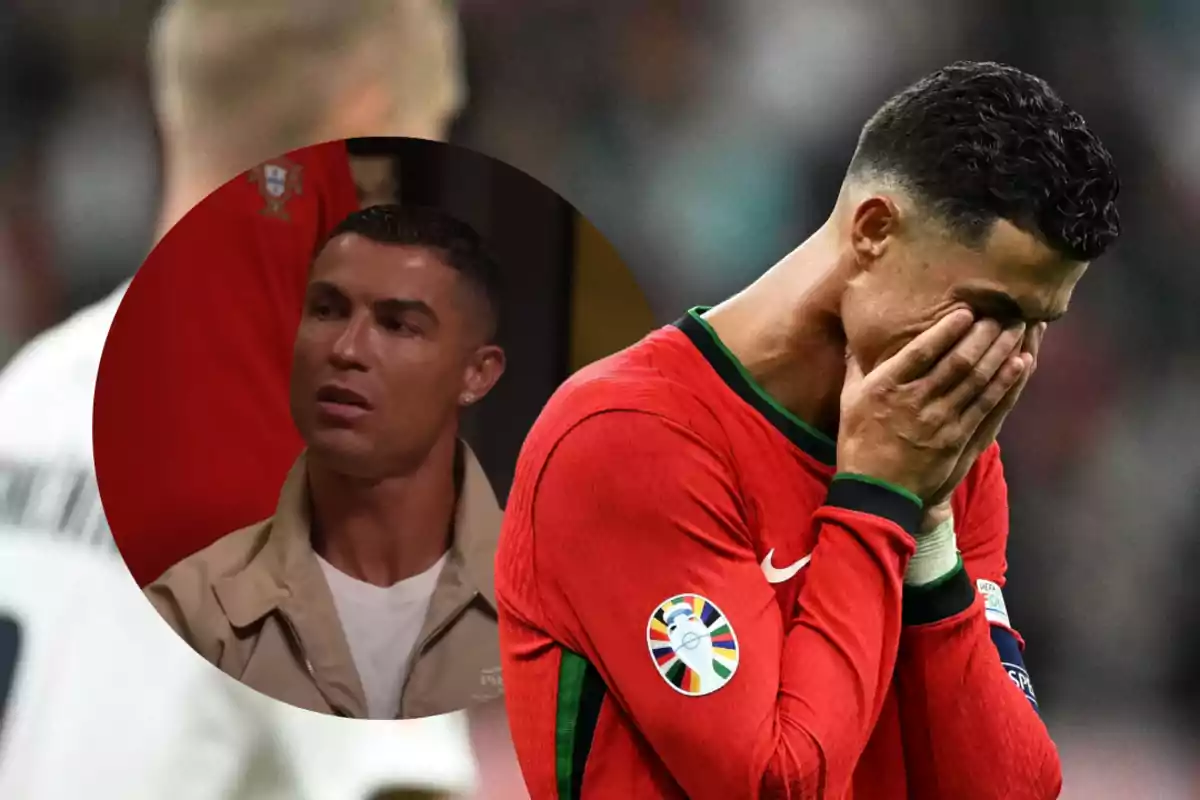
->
left=675, top=306, right=837, bottom=466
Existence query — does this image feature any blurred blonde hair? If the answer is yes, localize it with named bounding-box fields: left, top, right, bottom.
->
left=150, top=0, right=465, bottom=163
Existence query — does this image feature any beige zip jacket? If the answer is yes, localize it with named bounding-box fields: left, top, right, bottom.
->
left=145, top=442, right=503, bottom=719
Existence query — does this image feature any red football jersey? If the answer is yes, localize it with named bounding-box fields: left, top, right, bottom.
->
left=495, top=308, right=1060, bottom=799
left=94, top=141, right=360, bottom=586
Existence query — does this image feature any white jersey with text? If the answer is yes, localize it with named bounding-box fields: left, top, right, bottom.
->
left=0, top=533, right=298, bottom=800
left=0, top=291, right=480, bottom=798
left=0, top=285, right=126, bottom=551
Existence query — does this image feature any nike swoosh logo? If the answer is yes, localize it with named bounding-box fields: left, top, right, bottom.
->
left=761, top=549, right=812, bottom=584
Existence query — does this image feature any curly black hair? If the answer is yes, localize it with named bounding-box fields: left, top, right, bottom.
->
left=324, top=204, right=502, bottom=338
left=848, top=61, right=1120, bottom=261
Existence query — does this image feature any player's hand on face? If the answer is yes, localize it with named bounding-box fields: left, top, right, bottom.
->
left=838, top=309, right=1030, bottom=502
left=924, top=320, right=1044, bottom=508
left=1025, top=321, right=1046, bottom=367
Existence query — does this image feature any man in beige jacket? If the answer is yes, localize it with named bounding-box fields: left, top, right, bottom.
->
left=147, top=204, right=508, bottom=721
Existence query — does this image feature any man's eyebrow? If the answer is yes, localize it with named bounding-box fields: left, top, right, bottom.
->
left=305, top=285, right=442, bottom=326
left=306, top=280, right=343, bottom=297
left=953, top=288, right=1064, bottom=323
left=376, top=297, right=440, bottom=326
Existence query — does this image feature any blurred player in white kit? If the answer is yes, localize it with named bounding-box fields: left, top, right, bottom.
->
left=0, top=533, right=477, bottom=800
left=0, top=1, right=526, bottom=797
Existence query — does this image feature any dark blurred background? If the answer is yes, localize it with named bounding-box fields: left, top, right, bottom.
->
left=0, top=1, right=1195, bottom=796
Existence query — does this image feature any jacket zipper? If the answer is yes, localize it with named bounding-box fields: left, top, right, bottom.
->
left=279, top=611, right=352, bottom=718
left=397, top=590, right=479, bottom=716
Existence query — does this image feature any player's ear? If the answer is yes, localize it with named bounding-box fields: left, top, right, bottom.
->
left=849, top=195, right=901, bottom=268
left=458, top=344, right=506, bottom=408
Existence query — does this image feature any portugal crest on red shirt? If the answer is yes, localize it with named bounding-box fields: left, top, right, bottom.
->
left=248, top=157, right=304, bottom=220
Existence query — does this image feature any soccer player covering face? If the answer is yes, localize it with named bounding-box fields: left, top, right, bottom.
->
left=146, top=206, right=508, bottom=721
left=496, top=61, right=1120, bottom=799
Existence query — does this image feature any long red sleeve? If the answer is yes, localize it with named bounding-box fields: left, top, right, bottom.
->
left=527, top=411, right=920, bottom=799
left=895, top=444, right=1062, bottom=799
left=896, top=599, right=1061, bottom=798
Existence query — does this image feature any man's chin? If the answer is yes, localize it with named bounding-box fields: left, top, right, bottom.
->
left=306, top=434, right=377, bottom=477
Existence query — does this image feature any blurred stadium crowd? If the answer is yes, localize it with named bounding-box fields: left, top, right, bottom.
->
left=0, top=0, right=1196, bottom=797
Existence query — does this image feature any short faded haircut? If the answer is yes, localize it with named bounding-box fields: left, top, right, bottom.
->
left=848, top=61, right=1119, bottom=261
left=150, top=0, right=464, bottom=158
left=325, top=204, right=503, bottom=341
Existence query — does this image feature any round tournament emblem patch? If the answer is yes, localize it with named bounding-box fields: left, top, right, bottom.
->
left=646, top=594, right=739, bottom=696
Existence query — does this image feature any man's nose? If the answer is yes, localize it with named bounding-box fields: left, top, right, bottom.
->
left=329, top=313, right=370, bottom=369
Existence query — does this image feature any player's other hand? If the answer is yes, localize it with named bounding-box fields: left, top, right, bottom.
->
left=838, top=310, right=1032, bottom=503
left=924, top=319, right=1045, bottom=508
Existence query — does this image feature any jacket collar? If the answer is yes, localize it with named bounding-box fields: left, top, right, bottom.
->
left=213, top=440, right=502, bottom=629
left=450, top=439, right=502, bottom=608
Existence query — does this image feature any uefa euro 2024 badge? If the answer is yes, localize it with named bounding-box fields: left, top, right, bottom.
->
left=647, top=594, right=739, bottom=696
